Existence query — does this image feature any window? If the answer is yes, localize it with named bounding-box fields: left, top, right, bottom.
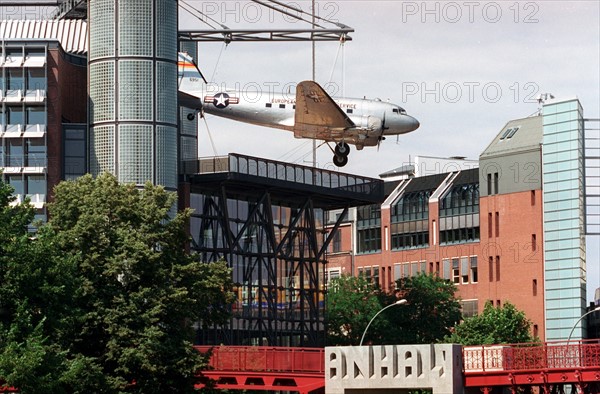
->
left=26, top=175, right=45, bottom=195
left=394, top=264, right=401, bottom=282
left=487, top=173, right=492, bottom=195
left=506, top=127, right=519, bottom=139
left=26, top=68, right=46, bottom=91
left=373, top=266, right=380, bottom=287
left=531, top=190, right=536, bottom=206
left=488, top=256, right=493, bottom=282
left=495, top=212, right=500, bottom=237
left=461, top=257, right=469, bottom=284
left=452, top=258, right=460, bottom=284
left=493, top=172, right=499, bottom=194
left=495, top=255, right=500, bottom=281
left=26, top=138, right=46, bottom=167
left=357, top=204, right=381, bottom=254
left=332, top=229, right=341, bottom=253
left=442, top=259, right=450, bottom=280
left=357, top=227, right=381, bottom=254
left=279, top=104, right=285, bottom=109
left=8, top=175, right=24, bottom=195
left=488, top=212, right=493, bottom=238
left=327, top=269, right=341, bottom=291
left=532, top=279, right=537, bottom=296
left=265, top=103, right=272, bottom=108
left=63, top=125, right=87, bottom=179
left=7, top=106, right=24, bottom=125
left=347, top=108, right=353, bottom=114
left=7, top=68, right=24, bottom=90
left=461, top=300, right=478, bottom=318
left=500, top=128, right=513, bottom=140
left=470, top=256, right=478, bottom=283
left=8, top=140, right=23, bottom=166
left=532, top=234, right=537, bottom=251
left=26, top=106, right=46, bottom=124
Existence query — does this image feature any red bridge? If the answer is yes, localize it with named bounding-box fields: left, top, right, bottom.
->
left=194, top=346, right=325, bottom=394
left=195, top=341, right=600, bottom=394
left=2, top=342, right=599, bottom=393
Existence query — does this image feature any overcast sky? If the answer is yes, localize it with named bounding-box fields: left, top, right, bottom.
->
left=179, top=1, right=600, bottom=300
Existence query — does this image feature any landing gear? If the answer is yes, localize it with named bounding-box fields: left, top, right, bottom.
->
left=333, top=142, right=350, bottom=167
left=335, top=142, right=350, bottom=156
left=333, top=154, right=348, bottom=167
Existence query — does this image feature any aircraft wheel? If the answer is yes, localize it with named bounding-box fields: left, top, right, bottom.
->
left=335, top=142, right=350, bottom=157
left=333, top=154, right=348, bottom=167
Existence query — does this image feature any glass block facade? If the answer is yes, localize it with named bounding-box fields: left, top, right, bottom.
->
left=542, top=98, right=586, bottom=341
left=89, top=0, right=178, bottom=189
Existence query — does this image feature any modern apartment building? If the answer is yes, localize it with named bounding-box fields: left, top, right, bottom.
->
left=0, top=20, right=87, bottom=225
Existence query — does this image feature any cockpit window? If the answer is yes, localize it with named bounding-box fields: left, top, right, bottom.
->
left=393, top=108, right=399, bottom=113
left=393, top=107, right=407, bottom=115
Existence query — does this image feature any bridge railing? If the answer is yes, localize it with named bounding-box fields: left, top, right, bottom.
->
left=464, top=340, right=600, bottom=373
left=195, top=346, right=325, bottom=374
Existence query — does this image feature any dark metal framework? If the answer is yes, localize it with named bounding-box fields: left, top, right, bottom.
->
left=186, top=154, right=383, bottom=347
left=178, top=28, right=353, bottom=43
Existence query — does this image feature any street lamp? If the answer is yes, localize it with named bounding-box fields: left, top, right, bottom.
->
left=566, top=305, right=600, bottom=344
left=359, top=299, right=407, bottom=346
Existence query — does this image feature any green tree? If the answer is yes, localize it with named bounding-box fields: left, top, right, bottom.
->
left=326, top=273, right=462, bottom=346
left=383, top=273, right=462, bottom=344
left=326, top=275, right=386, bottom=346
left=0, top=173, right=235, bottom=393
left=445, top=301, right=535, bottom=345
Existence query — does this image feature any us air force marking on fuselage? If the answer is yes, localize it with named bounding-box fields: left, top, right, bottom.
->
left=204, top=92, right=240, bottom=108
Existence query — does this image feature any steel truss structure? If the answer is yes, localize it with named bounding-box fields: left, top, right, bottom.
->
left=178, top=28, right=353, bottom=43
left=185, top=154, right=383, bottom=347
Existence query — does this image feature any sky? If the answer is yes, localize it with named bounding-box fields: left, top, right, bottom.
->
left=179, top=1, right=600, bottom=300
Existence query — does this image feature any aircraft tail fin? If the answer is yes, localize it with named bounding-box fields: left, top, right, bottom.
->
left=177, top=52, right=207, bottom=98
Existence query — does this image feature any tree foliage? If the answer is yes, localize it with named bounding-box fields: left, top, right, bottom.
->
left=384, top=273, right=462, bottom=344
left=327, top=273, right=462, bottom=346
left=0, top=173, right=235, bottom=393
left=326, top=275, right=385, bottom=346
left=445, top=301, right=535, bottom=345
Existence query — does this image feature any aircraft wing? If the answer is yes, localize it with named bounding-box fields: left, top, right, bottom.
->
left=294, top=81, right=355, bottom=138
left=179, top=91, right=203, bottom=109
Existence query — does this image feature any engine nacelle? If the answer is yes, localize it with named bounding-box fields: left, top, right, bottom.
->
left=352, top=115, right=383, bottom=133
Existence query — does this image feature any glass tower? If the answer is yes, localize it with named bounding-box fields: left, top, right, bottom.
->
left=89, top=0, right=178, bottom=190
left=542, top=98, right=586, bottom=341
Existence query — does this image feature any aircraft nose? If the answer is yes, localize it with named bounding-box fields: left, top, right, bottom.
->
left=406, top=115, right=420, bottom=131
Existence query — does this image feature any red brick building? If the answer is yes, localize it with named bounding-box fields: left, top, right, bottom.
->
left=326, top=116, right=546, bottom=340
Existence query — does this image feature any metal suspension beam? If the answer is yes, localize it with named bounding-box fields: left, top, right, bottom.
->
left=178, top=28, right=353, bottom=42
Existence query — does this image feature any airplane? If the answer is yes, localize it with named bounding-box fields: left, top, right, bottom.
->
left=177, top=52, right=420, bottom=167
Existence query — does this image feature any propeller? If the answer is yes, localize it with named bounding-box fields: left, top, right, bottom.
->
left=377, top=112, right=387, bottom=151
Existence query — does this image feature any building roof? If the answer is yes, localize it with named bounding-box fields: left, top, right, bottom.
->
left=452, top=168, right=479, bottom=186
left=480, top=115, right=543, bottom=159
left=0, top=19, right=87, bottom=54
left=403, top=172, right=448, bottom=193
left=379, top=164, right=415, bottom=179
